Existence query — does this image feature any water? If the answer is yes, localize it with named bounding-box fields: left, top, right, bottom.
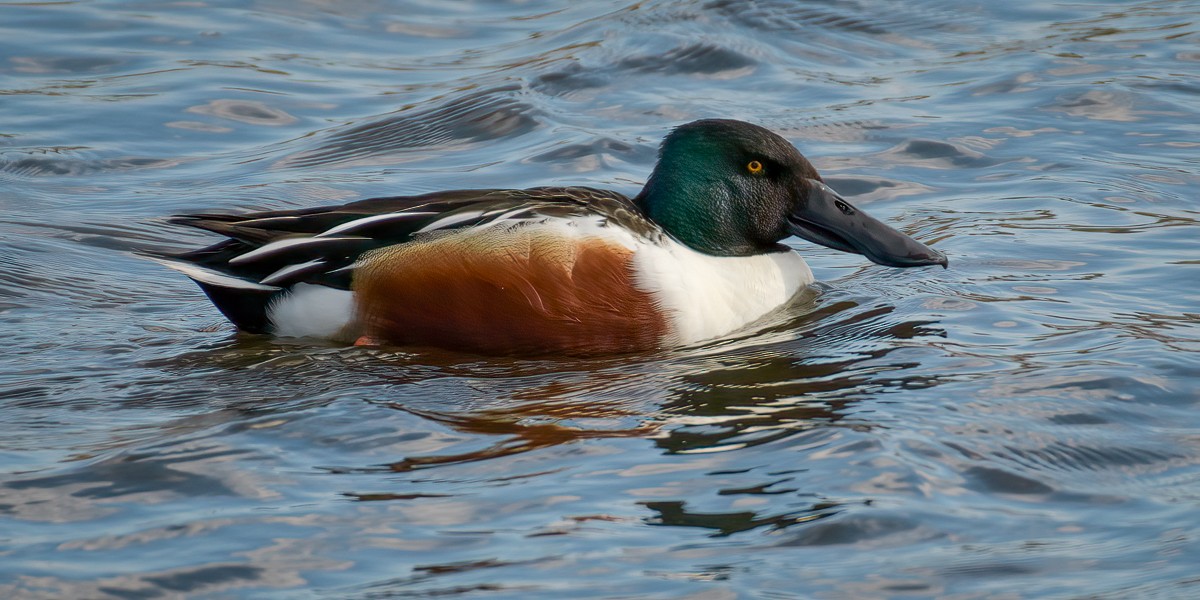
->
left=2, top=0, right=1198, bottom=597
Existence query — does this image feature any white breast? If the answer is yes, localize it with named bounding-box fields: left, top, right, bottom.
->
left=631, top=239, right=812, bottom=346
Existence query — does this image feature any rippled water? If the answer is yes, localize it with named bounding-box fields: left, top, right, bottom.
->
left=2, top=0, right=1199, bottom=597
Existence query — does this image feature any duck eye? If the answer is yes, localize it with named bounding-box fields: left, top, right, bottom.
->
left=746, top=160, right=764, bottom=175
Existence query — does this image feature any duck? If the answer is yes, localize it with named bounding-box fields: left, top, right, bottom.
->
left=156, top=119, right=947, bottom=356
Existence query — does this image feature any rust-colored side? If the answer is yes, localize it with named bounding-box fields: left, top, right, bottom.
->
left=352, top=228, right=669, bottom=356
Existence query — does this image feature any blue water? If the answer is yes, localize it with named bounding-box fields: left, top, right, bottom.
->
left=2, top=0, right=1199, bottom=597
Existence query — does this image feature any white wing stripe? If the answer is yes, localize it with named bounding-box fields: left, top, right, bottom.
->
left=316, top=211, right=438, bottom=237
left=149, top=257, right=281, bottom=291
left=261, top=259, right=326, bottom=286
left=229, top=236, right=369, bottom=265
left=412, top=209, right=490, bottom=234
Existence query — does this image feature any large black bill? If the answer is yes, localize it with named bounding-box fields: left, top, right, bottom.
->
left=787, top=180, right=948, bottom=268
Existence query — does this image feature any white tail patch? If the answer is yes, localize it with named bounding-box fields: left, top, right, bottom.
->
left=267, top=283, right=354, bottom=339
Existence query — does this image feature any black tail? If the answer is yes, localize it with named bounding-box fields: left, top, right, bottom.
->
left=143, top=251, right=286, bottom=334
left=191, top=279, right=280, bottom=334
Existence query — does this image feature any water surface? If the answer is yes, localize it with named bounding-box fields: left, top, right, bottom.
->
left=2, top=0, right=1199, bottom=598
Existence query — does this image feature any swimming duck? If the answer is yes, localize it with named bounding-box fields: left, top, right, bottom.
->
left=158, top=119, right=946, bottom=355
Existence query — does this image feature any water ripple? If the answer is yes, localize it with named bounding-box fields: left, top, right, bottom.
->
left=2, top=0, right=1200, bottom=598
left=277, top=86, right=540, bottom=168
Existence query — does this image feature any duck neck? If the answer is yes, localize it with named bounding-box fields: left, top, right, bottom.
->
left=635, top=173, right=759, bottom=257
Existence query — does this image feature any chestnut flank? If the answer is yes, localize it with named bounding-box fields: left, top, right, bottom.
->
left=353, top=227, right=667, bottom=356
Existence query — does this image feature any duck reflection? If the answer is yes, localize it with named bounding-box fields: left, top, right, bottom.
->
left=144, top=289, right=944, bottom=540
left=641, top=498, right=844, bottom=537
left=654, top=301, right=943, bottom=454
left=358, top=294, right=943, bottom=480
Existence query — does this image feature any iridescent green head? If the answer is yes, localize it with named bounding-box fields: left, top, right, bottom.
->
left=636, top=119, right=947, bottom=268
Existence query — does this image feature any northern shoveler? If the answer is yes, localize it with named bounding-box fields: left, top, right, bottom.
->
left=157, top=119, right=947, bottom=355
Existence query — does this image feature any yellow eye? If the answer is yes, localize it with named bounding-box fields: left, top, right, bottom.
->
left=747, top=160, right=764, bottom=175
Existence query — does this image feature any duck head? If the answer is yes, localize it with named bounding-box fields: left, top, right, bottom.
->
left=636, top=119, right=947, bottom=268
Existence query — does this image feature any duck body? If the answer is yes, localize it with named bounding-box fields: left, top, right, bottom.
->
left=163, top=186, right=810, bottom=355
left=160, top=119, right=945, bottom=356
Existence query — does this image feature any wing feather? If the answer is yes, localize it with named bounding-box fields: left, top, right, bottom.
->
left=158, top=187, right=656, bottom=331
